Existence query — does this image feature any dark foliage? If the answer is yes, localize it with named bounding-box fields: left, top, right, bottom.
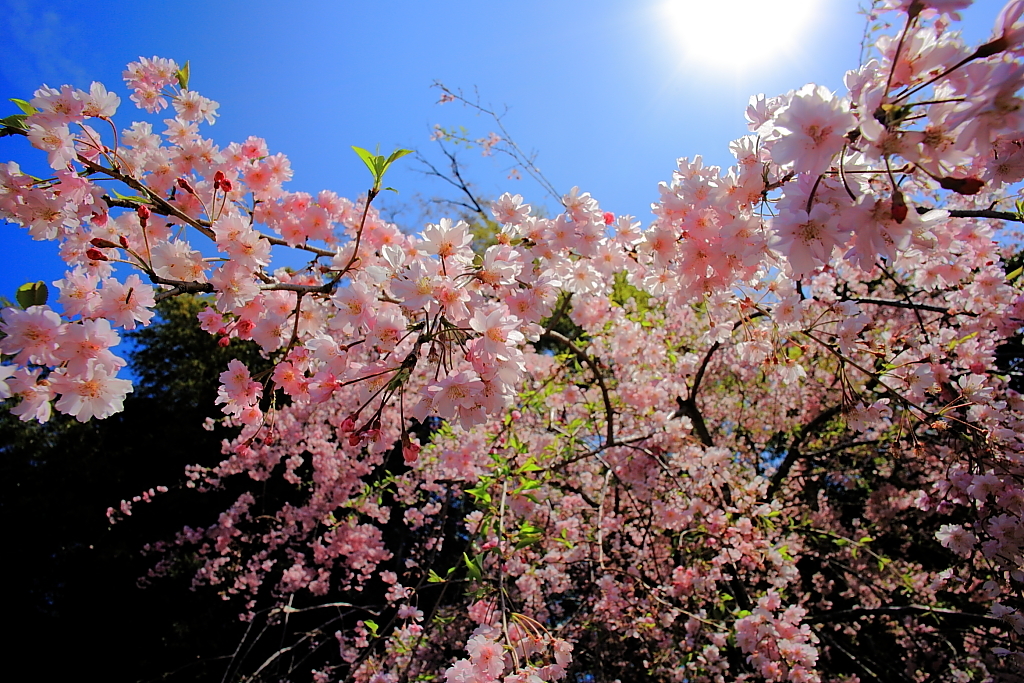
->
left=1, top=295, right=267, bottom=682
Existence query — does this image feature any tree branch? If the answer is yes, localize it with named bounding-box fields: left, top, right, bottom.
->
left=544, top=329, right=615, bottom=449
left=808, top=604, right=1007, bottom=628
left=916, top=205, right=1024, bottom=223
left=765, top=404, right=843, bottom=500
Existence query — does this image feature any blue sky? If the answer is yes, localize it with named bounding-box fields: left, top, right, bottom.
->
left=0, top=0, right=1008, bottom=302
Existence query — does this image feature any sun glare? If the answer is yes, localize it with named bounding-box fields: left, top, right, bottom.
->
left=658, top=0, right=821, bottom=74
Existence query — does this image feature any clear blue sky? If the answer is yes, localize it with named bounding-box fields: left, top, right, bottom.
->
left=0, top=0, right=1007, bottom=302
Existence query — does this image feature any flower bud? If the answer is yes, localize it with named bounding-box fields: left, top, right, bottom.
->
left=90, top=237, right=120, bottom=249
left=938, top=176, right=984, bottom=195
left=402, top=435, right=420, bottom=465
left=176, top=178, right=196, bottom=194
left=86, top=247, right=108, bottom=261
left=217, top=337, right=231, bottom=347
left=119, top=235, right=130, bottom=249
left=891, top=190, right=908, bottom=224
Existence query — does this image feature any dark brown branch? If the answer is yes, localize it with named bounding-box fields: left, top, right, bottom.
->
left=808, top=605, right=1007, bottom=629
left=765, top=405, right=843, bottom=500
left=876, top=262, right=928, bottom=336
left=672, top=340, right=721, bottom=448
left=916, top=206, right=1024, bottom=223
left=673, top=396, right=714, bottom=449
left=150, top=274, right=216, bottom=302
left=413, top=145, right=488, bottom=220
left=542, top=292, right=573, bottom=336
left=544, top=329, right=615, bottom=449
left=852, top=297, right=966, bottom=315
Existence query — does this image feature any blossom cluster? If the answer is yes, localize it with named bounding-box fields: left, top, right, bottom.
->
left=3, top=2, right=1024, bottom=681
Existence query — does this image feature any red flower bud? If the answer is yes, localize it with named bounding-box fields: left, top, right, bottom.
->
left=938, top=176, right=984, bottom=195
left=891, top=190, right=908, bottom=224
left=90, top=237, right=120, bottom=249
left=214, top=170, right=226, bottom=184
left=119, top=235, right=130, bottom=249
left=217, top=337, right=231, bottom=347
left=603, top=211, right=615, bottom=225
left=176, top=178, right=196, bottom=194
left=86, top=248, right=108, bottom=261
left=219, top=179, right=232, bottom=192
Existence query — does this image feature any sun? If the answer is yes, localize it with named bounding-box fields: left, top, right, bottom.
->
left=658, top=0, right=822, bottom=75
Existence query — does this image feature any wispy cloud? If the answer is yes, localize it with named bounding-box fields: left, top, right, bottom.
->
left=0, top=0, right=91, bottom=94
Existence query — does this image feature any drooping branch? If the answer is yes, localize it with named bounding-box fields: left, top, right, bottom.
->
left=808, top=605, right=1007, bottom=629
left=765, top=404, right=843, bottom=501
left=544, top=329, right=615, bottom=449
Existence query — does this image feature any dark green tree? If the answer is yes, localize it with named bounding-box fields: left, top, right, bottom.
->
left=1, top=295, right=268, bottom=682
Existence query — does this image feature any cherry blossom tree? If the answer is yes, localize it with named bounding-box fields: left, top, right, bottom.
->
left=3, top=1, right=1024, bottom=681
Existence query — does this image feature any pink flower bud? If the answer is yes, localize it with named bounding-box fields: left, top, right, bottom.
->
left=119, top=235, right=130, bottom=249
left=90, top=237, right=120, bottom=248
left=402, top=435, right=420, bottom=465
left=603, top=211, right=615, bottom=225
left=86, top=247, right=108, bottom=261
left=340, top=415, right=357, bottom=433
left=176, top=178, right=196, bottom=194
left=218, top=337, right=231, bottom=347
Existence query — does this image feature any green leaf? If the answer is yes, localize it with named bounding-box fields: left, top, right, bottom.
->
left=364, top=619, right=379, bottom=637
left=16, top=281, right=48, bottom=309
left=175, top=61, right=191, bottom=90
left=735, top=609, right=752, bottom=619
left=10, top=98, right=37, bottom=115
left=1007, top=266, right=1022, bottom=282
left=352, top=146, right=411, bottom=191
left=463, top=553, right=482, bottom=581
left=112, top=189, right=153, bottom=204
left=465, top=483, right=491, bottom=504
left=517, top=457, right=543, bottom=473
left=0, top=113, right=29, bottom=134
left=386, top=148, right=413, bottom=165
left=427, top=569, right=445, bottom=583
left=859, top=536, right=873, bottom=544
left=352, top=146, right=379, bottom=177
